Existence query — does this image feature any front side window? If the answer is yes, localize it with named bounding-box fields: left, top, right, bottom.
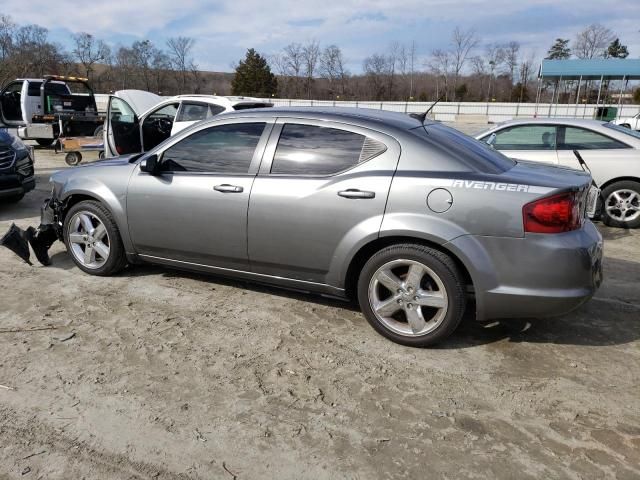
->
left=271, top=124, right=370, bottom=176
left=491, top=125, right=557, bottom=151
left=560, top=127, right=629, bottom=150
left=160, top=122, right=265, bottom=174
left=142, top=103, right=179, bottom=151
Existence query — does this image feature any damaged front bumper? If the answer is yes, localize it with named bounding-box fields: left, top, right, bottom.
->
left=0, top=196, right=65, bottom=266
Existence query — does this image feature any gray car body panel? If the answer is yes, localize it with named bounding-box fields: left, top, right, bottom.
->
left=46, top=107, right=603, bottom=320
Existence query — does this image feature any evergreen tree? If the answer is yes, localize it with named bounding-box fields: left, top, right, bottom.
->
left=546, top=38, right=571, bottom=60
left=231, top=48, right=278, bottom=96
left=606, top=38, right=629, bottom=59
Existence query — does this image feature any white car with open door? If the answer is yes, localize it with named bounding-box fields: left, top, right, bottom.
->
left=611, top=112, right=640, bottom=131
left=104, top=92, right=272, bottom=157
left=476, top=118, right=640, bottom=228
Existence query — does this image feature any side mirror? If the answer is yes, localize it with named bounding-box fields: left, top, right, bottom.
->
left=485, top=133, right=497, bottom=147
left=140, top=154, right=159, bottom=175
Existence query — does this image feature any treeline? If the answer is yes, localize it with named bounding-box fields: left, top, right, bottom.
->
left=1, top=14, right=635, bottom=103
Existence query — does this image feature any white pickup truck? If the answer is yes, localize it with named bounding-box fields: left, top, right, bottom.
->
left=0, top=76, right=104, bottom=146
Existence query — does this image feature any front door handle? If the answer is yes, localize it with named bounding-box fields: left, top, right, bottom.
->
left=338, top=189, right=375, bottom=199
left=214, top=184, right=244, bottom=193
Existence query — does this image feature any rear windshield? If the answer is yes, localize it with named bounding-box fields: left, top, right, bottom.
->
left=27, top=82, right=71, bottom=96
left=233, top=103, right=271, bottom=111
left=417, top=123, right=516, bottom=174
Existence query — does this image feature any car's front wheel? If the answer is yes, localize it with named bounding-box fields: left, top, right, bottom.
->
left=601, top=180, right=640, bottom=228
left=357, top=244, right=466, bottom=347
left=63, top=200, right=127, bottom=275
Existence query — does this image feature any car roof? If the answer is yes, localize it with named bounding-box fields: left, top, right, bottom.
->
left=213, top=106, right=431, bottom=131
left=476, top=117, right=640, bottom=146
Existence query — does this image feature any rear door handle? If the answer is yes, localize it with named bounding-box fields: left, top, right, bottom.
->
left=338, top=189, right=375, bottom=199
left=214, top=184, right=244, bottom=193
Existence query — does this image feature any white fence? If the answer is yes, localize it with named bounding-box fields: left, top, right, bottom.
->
left=262, top=98, right=640, bottom=123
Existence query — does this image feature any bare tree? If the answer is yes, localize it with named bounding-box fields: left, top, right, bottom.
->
left=282, top=43, right=304, bottom=97
left=485, top=43, right=504, bottom=101
left=363, top=53, right=392, bottom=100
left=72, top=32, right=110, bottom=79
left=319, top=45, right=349, bottom=96
left=302, top=40, right=320, bottom=98
left=574, top=23, right=615, bottom=59
left=451, top=27, right=479, bottom=100
left=428, top=49, right=453, bottom=100
left=166, top=36, right=196, bottom=92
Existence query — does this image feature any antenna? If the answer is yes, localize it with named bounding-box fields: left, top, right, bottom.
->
left=411, top=94, right=445, bottom=124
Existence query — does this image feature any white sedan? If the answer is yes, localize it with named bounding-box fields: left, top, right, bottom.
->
left=476, top=118, right=640, bottom=228
left=611, top=113, right=640, bottom=131
left=103, top=91, right=272, bottom=158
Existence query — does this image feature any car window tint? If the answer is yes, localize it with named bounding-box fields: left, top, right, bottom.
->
left=177, top=103, right=210, bottom=122
left=492, top=125, right=557, bottom=150
left=161, top=123, right=265, bottom=174
left=560, top=127, right=629, bottom=150
left=271, top=124, right=367, bottom=175
left=147, top=103, right=178, bottom=120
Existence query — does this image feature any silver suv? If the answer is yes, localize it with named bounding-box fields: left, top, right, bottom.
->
left=38, top=108, right=603, bottom=347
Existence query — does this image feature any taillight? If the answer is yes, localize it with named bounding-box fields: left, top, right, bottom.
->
left=523, top=192, right=582, bottom=234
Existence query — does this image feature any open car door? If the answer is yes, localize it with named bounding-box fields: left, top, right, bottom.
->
left=104, top=90, right=162, bottom=158
left=0, top=81, right=26, bottom=128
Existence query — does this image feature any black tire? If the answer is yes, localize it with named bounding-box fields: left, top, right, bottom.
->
left=65, top=152, right=82, bottom=166
left=621, top=124, right=631, bottom=129
left=357, top=244, right=466, bottom=347
left=63, top=200, right=127, bottom=275
left=36, top=139, right=55, bottom=147
left=93, top=125, right=104, bottom=138
left=601, top=180, right=640, bottom=229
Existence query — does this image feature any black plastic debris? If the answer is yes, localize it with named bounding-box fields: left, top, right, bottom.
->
left=27, top=225, right=58, bottom=266
left=0, top=223, right=32, bottom=265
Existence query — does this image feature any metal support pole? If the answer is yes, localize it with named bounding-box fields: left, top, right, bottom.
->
left=554, top=76, right=563, bottom=117
left=534, top=76, right=542, bottom=117
left=574, top=75, right=582, bottom=118
left=618, top=75, right=626, bottom=112
left=595, top=75, right=604, bottom=119
left=548, top=79, right=558, bottom=117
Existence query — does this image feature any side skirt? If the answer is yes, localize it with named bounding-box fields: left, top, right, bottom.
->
left=137, top=254, right=348, bottom=300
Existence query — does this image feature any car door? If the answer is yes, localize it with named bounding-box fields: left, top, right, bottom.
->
left=247, top=119, right=399, bottom=285
left=483, top=124, right=559, bottom=164
left=171, top=102, right=225, bottom=135
left=556, top=125, right=633, bottom=185
left=0, top=81, right=25, bottom=126
left=105, top=96, right=142, bottom=156
left=127, top=119, right=272, bottom=270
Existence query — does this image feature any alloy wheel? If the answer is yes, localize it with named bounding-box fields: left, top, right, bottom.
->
left=604, top=189, right=640, bottom=223
left=368, top=259, right=448, bottom=337
left=67, top=211, right=111, bottom=269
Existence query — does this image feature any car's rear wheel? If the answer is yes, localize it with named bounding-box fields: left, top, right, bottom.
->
left=601, top=180, right=640, bottom=228
left=357, top=244, right=466, bottom=347
left=63, top=200, right=127, bottom=275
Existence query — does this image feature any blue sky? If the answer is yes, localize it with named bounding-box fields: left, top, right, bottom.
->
left=4, top=0, right=640, bottom=73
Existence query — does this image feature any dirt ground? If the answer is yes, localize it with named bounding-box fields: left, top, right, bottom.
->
left=0, top=140, right=639, bottom=480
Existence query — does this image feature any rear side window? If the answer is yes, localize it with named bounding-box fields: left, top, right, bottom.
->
left=560, top=127, right=629, bottom=150
left=491, top=125, right=557, bottom=150
left=161, top=123, right=265, bottom=174
left=176, top=103, right=210, bottom=122
left=271, top=124, right=383, bottom=176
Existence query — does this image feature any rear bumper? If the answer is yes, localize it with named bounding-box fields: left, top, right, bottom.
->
left=447, top=221, right=603, bottom=321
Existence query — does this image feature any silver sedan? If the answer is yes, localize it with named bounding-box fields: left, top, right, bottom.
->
left=476, top=118, right=640, bottom=228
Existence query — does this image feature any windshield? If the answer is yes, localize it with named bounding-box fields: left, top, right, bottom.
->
left=604, top=122, right=640, bottom=140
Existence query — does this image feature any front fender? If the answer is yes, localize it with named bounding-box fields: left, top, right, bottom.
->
left=57, top=177, right=133, bottom=252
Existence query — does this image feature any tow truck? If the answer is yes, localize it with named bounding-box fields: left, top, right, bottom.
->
left=0, top=75, right=104, bottom=151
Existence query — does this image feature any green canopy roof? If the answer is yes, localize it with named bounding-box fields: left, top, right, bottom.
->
left=539, top=59, right=640, bottom=80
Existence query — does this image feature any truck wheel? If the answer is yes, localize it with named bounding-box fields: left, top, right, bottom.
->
left=4, top=193, right=25, bottom=203
left=36, top=139, right=55, bottom=147
left=357, top=244, right=466, bottom=347
left=65, top=152, right=82, bottom=166
left=601, top=180, right=640, bottom=228
left=93, top=125, right=104, bottom=138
